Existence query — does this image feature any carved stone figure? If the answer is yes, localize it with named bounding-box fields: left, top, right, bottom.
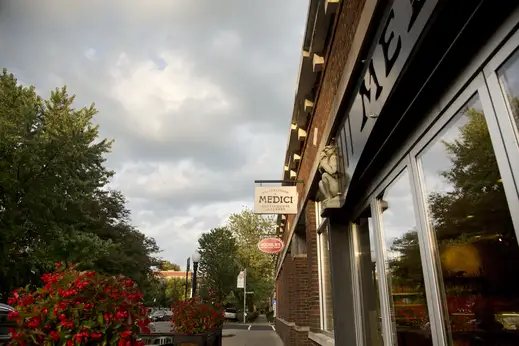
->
left=317, top=142, right=341, bottom=209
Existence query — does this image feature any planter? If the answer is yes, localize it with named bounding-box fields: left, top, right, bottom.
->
left=174, top=329, right=222, bottom=346
left=139, top=329, right=222, bottom=346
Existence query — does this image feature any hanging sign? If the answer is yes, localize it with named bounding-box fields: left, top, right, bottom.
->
left=254, top=186, right=298, bottom=214
left=258, top=238, right=284, bottom=254
left=237, top=271, right=245, bottom=288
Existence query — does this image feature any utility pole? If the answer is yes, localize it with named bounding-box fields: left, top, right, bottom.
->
left=185, top=257, right=190, bottom=300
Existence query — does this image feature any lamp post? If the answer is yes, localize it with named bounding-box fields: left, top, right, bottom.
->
left=191, top=251, right=200, bottom=298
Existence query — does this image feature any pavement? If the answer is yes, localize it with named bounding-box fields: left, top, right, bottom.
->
left=222, top=314, right=283, bottom=346
left=148, top=314, right=283, bottom=345
left=223, top=330, right=283, bottom=346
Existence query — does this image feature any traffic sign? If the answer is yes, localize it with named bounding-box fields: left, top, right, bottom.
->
left=237, top=271, right=245, bottom=288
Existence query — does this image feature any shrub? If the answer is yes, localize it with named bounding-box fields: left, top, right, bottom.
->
left=7, top=263, right=150, bottom=345
left=170, top=293, right=224, bottom=335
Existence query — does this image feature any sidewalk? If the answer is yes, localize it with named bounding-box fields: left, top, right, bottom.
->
left=222, top=314, right=283, bottom=345
left=223, top=330, right=283, bottom=346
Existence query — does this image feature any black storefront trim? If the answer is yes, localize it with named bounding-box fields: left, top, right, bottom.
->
left=340, top=0, right=519, bottom=214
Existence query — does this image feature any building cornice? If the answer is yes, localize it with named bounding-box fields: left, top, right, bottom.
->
left=276, top=0, right=380, bottom=279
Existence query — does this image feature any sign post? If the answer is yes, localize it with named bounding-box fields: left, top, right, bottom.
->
left=243, top=269, right=247, bottom=324
left=237, top=270, right=246, bottom=324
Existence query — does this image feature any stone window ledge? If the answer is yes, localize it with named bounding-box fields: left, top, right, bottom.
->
left=308, top=331, right=335, bottom=346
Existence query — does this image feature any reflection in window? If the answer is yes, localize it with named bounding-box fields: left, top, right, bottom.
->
left=355, top=210, right=383, bottom=346
left=379, top=169, right=433, bottom=345
left=498, top=48, right=519, bottom=136
left=317, top=222, right=334, bottom=332
left=419, top=94, right=519, bottom=345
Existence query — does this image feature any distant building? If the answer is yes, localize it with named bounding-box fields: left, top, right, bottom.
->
left=157, top=271, right=192, bottom=280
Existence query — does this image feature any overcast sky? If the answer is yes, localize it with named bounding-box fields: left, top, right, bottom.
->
left=0, top=0, right=308, bottom=268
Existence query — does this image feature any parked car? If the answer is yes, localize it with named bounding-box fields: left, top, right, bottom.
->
left=224, top=308, right=237, bottom=321
left=0, top=304, right=15, bottom=346
left=150, top=310, right=172, bottom=322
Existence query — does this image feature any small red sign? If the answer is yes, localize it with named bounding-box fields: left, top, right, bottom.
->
left=258, top=238, right=284, bottom=254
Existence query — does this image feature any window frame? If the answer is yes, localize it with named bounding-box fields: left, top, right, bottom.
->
left=348, top=11, right=519, bottom=345
left=315, top=201, right=334, bottom=335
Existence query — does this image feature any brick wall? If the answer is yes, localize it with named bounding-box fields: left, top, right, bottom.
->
left=276, top=204, right=319, bottom=346
left=280, top=0, right=367, bottom=250
left=276, top=0, right=368, bottom=344
left=296, top=0, right=368, bottom=195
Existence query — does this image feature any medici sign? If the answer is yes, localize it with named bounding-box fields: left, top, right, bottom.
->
left=254, top=186, right=298, bottom=214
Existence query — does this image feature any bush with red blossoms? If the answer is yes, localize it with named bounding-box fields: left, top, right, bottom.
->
left=170, top=290, right=224, bottom=335
left=7, top=263, right=150, bottom=345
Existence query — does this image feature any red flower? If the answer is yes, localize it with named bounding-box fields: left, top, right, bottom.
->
left=49, top=331, right=60, bottom=341
left=7, top=264, right=149, bottom=345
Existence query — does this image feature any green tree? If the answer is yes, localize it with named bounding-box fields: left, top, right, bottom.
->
left=428, top=107, right=512, bottom=242
left=165, top=278, right=191, bottom=303
left=386, top=100, right=519, bottom=289
left=227, top=208, right=277, bottom=309
left=197, top=227, right=240, bottom=303
left=157, top=260, right=181, bottom=271
left=0, top=69, right=159, bottom=299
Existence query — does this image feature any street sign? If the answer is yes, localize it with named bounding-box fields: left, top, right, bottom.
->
left=237, top=271, right=245, bottom=288
left=258, top=238, right=284, bottom=254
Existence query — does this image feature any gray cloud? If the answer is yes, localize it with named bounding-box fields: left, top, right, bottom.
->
left=0, top=0, right=307, bottom=267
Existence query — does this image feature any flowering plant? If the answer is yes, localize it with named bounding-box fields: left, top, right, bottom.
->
left=7, top=263, right=150, bottom=345
left=170, top=291, right=224, bottom=335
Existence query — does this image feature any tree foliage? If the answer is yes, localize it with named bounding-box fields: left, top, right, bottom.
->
left=428, top=107, right=512, bottom=242
left=165, top=278, right=190, bottom=303
left=0, top=69, right=159, bottom=300
left=197, top=227, right=240, bottom=303
left=227, top=208, right=276, bottom=308
left=157, top=260, right=181, bottom=271
left=387, top=99, right=519, bottom=287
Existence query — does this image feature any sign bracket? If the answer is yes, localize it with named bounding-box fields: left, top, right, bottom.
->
left=254, top=180, right=304, bottom=187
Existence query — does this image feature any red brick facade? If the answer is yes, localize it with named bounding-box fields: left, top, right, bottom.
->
left=275, top=0, right=367, bottom=344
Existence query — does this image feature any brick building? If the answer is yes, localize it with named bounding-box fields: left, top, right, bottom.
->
left=275, top=0, right=519, bottom=345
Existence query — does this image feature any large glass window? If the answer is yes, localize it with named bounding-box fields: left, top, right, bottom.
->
left=354, top=210, right=383, bottom=345
left=379, top=169, right=433, bottom=345
left=418, top=94, right=519, bottom=344
left=497, top=48, right=519, bottom=140
left=316, top=201, right=333, bottom=332
left=317, top=222, right=334, bottom=332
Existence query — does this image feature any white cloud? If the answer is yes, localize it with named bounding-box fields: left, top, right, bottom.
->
left=0, top=0, right=308, bottom=268
left=84, top=48, right=97, bottom=60
left=109, top=51, right=232, bottom=141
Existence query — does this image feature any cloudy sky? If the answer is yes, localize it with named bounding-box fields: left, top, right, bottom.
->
left=0, top=0, right=308, bottom=267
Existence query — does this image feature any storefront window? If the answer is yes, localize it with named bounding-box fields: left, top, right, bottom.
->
left=355, top=211, right=383, bottom=345
left=317, top=222, right=334, bottom=332
left=497, top=48, right=519, bottom=139
left=379, top=169, right=433, bottom=345
left=418, top=94, right=519, bottom=344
